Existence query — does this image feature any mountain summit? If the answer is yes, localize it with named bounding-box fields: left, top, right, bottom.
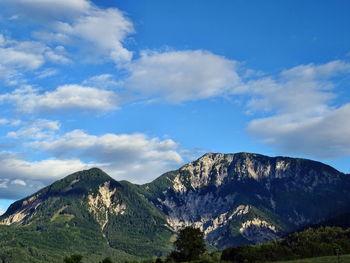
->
left=1, top=153, right=350, bottom=262
left=1, top=168, right=120, bottom=225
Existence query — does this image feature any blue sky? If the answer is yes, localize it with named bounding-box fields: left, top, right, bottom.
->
left=0, top=0, right=350, bottom=214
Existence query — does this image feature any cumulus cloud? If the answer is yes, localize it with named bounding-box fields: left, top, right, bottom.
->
left=11, top=179, right=27, bottom=186
left=29, top=129, right=183, bottom=183
left=125, top=50, right=240, bottom=102
left=4, top=0, right=135, bottom=65
left=0, top=85, right=119, bottom=113
left=0, top=44, right=44, bottom=71
left=0, top=151, right=100, bottom=199
left=7, top=119, right=60, bottom=140
left=0, top=129, right=184, bottom=199
left=244, top=60, right=350, bottom=158
left=3, top=0, right=91, bottom=21
left=0, top=152, right=97, bottom=181
left=248, top=104, right=350, bottom=158
left=236, top=60, right=350, bottom=116
left=0, top=34, right=69, bottom=83
left=49, top=8, right=134, bottom=63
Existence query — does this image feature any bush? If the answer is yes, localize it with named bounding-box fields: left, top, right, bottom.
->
left=63, top=254, right=83, bottom=263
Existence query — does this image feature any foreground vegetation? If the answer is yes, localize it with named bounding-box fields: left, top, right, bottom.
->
left=272, top=254, right=350, bottom=263
left=1, top=224, right=350, bottom=263
left=133, top=226, right=350, bottom=263
left=221, top=226, right=350, bottom=263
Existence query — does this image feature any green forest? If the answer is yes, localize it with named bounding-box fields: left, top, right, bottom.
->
left=40, top=225, right=350, bottom=263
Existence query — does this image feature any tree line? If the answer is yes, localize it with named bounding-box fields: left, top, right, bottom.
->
left=64, top=225, right=350, bottom=263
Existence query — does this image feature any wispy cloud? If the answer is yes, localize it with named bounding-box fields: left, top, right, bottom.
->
left=83, top=74, right=121, bottom=89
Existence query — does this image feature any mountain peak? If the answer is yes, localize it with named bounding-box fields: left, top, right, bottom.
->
left=65, top=167, right=112, bottom=180
left=0, top=167, right=119, bottom=224
left=44, top=167, right=119, bottom=196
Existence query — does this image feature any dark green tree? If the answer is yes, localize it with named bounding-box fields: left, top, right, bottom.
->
left=170, top=227, right=206, bottom=262
left=63, top=254, right=83, bottom=263
left=101, top=257, right=113, bottom=263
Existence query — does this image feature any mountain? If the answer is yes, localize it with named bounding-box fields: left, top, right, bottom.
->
left=141, top=153, right=350, bottom=248
left=0, top=168, right=173, bottom=263
left=313, top=211, right=350, bottom=229
left=1, top=152, right=350, bottom=262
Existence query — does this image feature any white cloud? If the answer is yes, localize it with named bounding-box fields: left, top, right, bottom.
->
left=0, top=119, right=21, bottom=126
left=11, top=179, right=27, bottom=186
left=0, top=129, right=184, bottom=199
left=0, top=151, right=100, bottom=199
left=2, top=0, right=134, bottom=65
left=7, top=119, right=60, bottom=140
left=0, top=179, right=8, bottom=189
left=280, top=60, right=350, bottom=80
left=0, top=45, right=44, bottom=71
left=0, top=208, right=4, bottom=216
left=0, top=119, right=9, bottom=125
left=54, top=8, right=134, bottom=63
left=0, top=152, right=98, bottom=181
left=10, top=0, right=135, bottom=65
left=36, top=68, right=59, bottom=79
left=4, top=0, right=91, bottom=21
left=29, top=129, right=183, bottom=183
left=248, top=104, right=350, bottom=158
left=83, top=74, right=121, bottom=89
left=125, top=50, right=240, bottom=102
left=244, top=60, right=350, bottom=158
left=0, top=85, right=119, bottom=113
left=236, top=60, right=350, bottom=116
left=0, top=34, right=70, bottom=83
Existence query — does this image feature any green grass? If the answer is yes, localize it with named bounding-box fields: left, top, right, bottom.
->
left=272, top=254, right=350, bottom=263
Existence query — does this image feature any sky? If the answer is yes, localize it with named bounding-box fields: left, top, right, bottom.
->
left=0, top=0, right=350, bottom=214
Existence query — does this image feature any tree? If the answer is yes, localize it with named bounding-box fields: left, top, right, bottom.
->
left=63, top=254, right=83, bottom=263
left=170, top=227, right=206, bottom=262
left=101, top=257, right=113, bottom=263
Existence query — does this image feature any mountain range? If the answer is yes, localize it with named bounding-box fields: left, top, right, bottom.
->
left=0, top=152, right=349, bottom=263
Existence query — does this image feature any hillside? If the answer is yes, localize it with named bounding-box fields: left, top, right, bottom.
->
left=272, top=254, right=350, bottom=263
left=0, top=168, right=173, bottom=263
left=221, top=226, right=350, bottom=262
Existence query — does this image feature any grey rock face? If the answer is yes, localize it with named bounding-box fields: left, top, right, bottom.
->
left=146, top=152, right=350, bottom=248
